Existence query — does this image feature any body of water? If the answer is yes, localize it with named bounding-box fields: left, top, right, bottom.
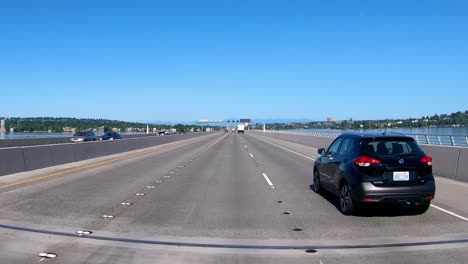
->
left=0, top=132, right=148, bottom=140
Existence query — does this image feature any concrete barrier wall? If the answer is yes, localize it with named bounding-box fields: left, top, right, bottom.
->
left=50, top=144, right=76, bottom=166
left=419, top=145, right=460, bottom=180
left=0, top=132, right=213, bottom=177
left=250, top=131, right=467, bottom=182
left=456, top=148, right=468, bottom=182
left=0, top=148, right=26, bottom=176
left=22, top=145, right=53, bottom=171
left=0, top=138, right=71, bottom=148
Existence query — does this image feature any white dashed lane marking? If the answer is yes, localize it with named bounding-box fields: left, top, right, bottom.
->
left=248, top=134, right=315, bottom=161
left=262, top=173, right=275, bottom=189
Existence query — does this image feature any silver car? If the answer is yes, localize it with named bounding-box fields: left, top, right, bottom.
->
left=70, top=131, right=96, bottom=142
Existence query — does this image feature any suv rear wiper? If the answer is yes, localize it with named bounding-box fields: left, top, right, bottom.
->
left=387, top=153, right=417, bottom=158
left=396, top=153, right=418, bottom=157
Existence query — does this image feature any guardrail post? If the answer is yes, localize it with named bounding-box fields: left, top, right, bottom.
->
left=450, top=136, right=456, bottom=146
left=437, top=136, right=441, bottom=145
left=425, top=135, right=430, bottom=145
left=415, top=135, right=419, bottom=144
left=465, top=136, right=468, bottom=146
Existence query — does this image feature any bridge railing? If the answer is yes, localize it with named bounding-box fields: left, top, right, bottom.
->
left=266, top=130, right=468, bottom=147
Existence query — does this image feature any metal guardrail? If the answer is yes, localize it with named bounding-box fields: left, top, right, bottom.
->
left=267, top=130, right=468, bottom=147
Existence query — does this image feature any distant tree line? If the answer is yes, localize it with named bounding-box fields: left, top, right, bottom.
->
left=0, top=117, right=206, bottom=132
left=266, top=110, right=468, bottom=130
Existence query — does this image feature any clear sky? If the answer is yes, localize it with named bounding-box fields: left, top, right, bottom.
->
left=1, top=1, right=467, bottom=123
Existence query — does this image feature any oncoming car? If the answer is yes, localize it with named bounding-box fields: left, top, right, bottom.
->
left=312, top=132, right=435, bottom=215
left=70, top=131, right=97, bottom=142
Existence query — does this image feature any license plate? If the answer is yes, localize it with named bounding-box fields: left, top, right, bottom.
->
left=393, top=171, right=409, bottom=181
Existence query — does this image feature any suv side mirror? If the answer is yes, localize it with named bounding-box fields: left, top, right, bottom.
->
left=318, top=148, right=326, bottom=155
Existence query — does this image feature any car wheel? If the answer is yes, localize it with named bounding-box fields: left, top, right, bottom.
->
left=339, top=183, right=355, bottom=215
left=410, top=201, right=430, bottom=215
left=312, top=170, right=321, bottom=193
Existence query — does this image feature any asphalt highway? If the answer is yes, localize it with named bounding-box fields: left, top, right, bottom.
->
left=0, top=131, right=467, bottom=263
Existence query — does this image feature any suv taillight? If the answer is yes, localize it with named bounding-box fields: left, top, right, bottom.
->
left=420, top=155, right=432, bottom=166
left=354, top=155, right=381, bottom=167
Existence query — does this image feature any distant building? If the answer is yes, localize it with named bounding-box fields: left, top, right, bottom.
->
left=327, top=117, right=332, bottom=124
left=10, top=127, right=17, bottom=133
left=0, top=119, right=5, bottom=133
left=63, top=127, right=74, bottom=132
left=112, top=127, right=120, bottom=132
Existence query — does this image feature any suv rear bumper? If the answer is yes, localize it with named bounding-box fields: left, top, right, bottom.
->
left=352, top=181, right=435, bottom=203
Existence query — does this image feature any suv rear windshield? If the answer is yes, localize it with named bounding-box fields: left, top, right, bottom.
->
left=74, top=132, right=87, bottom=136
left=361, top=138, right=423, bottom=158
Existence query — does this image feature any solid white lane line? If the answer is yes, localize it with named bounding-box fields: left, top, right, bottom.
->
left=430, top=204, right=468, bottom=222
left=262, top=173, right=274, bottom=188
left=249, top=134, right=315, bottom=161
left=250, top=153, right=254, bottom=158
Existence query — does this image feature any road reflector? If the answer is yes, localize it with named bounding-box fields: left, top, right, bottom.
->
left=76, top=230, right=93, bottom=236
left=38, top=252, right=57, bottom=259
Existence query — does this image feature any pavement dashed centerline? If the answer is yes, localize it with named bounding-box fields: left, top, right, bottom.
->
left=238, top=133, right=308, bottom=237
left=94, top=132, right=232, bottom=225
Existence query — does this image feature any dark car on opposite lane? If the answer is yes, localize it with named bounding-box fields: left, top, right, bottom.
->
left=100, top=132, right=123, bottom=141
left=312, top=132, right=435, bottom=215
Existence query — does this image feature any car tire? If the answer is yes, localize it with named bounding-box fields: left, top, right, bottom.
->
left=410, top=201, right=430, bottom=215
left=312, top=170, right=321, bottom=193
left=339, top=182, right=356, bottom=215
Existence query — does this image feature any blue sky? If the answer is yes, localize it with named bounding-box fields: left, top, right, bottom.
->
left=1, top=1, right=467, bottom=123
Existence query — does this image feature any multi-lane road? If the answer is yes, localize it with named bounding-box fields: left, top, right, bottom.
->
left=0, top=132, right=467, bottom=263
